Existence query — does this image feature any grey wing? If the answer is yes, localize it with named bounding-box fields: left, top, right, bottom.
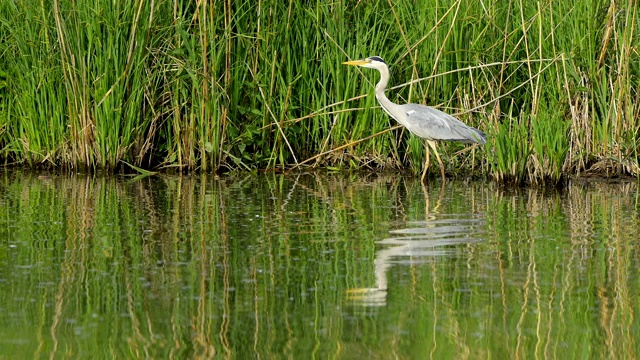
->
left=400, top=104, right=486, bottom=144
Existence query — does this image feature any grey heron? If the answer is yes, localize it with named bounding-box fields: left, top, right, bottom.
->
left=343, top=56, right=486, bottom=182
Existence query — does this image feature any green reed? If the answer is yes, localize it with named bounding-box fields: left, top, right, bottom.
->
left=531, top=110, right=570, bottom=185
left=0, top=0, right=638, bottom=183
left=489, top=111, right=531, bottom=185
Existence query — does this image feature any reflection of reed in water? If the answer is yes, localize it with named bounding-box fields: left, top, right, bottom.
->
left=347, top=182, right=485, bottom=306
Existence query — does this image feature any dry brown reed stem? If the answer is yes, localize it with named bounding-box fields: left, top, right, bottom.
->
left=286, top=126, right=400, bottom=172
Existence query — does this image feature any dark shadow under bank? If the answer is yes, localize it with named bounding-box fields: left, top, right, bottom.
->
left=2, top=164, right=637, bottom=189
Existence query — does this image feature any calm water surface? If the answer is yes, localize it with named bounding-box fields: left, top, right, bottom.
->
left=0, top=170, right=639, bottom=358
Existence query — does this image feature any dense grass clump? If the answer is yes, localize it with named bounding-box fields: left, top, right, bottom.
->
left=0, top=0, right=638, bottom=184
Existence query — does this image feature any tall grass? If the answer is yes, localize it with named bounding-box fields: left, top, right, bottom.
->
left=0, top=0, right=638, bottom=183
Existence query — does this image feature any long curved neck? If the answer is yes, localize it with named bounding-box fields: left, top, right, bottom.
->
left=374, top=65, right=401, bottom=123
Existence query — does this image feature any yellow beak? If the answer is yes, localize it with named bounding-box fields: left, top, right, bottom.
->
left=342, top=59, right=369, bottom=66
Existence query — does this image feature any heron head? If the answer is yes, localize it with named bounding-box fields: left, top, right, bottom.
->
left=343, top=56, right=386, bottom=69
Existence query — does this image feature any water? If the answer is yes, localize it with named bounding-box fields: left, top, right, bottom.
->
left=0, top=170, right=639, bottom=358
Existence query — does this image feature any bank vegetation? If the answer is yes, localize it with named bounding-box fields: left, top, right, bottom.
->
left=1, top=0, right=638, bottom=185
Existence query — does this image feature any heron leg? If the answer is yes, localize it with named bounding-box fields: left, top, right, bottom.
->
left=426, top=140, right=446, bottom=181
left=421, top=144, right=430, bottom=183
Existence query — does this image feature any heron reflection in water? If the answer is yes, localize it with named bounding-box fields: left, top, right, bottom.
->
left=346, top=183, right=484, bottom=306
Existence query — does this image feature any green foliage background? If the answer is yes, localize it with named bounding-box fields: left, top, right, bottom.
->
left=1, top=0, right=638, bottom=184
